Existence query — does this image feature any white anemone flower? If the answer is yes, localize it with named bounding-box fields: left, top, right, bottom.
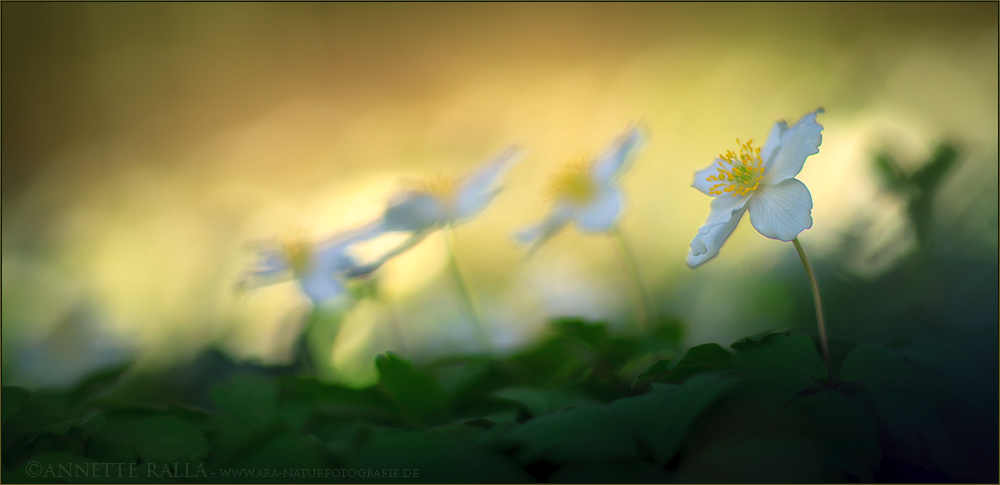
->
left=687, top=109, right=824, bottom=268
left=381, top=146, right=523, bottom=234
left=239, top=221, right=384, bottom=305
left=515, top=125, right=645, bottom=253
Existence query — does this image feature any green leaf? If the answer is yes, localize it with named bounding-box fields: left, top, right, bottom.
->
left=729, top=329, right=790, bottom=351
left=631, top=359, right=672, bottom=386
left=104, top=415, right=209, bottom=463
left=491, top=387, right=601, bottom=418
left=679, top=372, right=825, bottom=457
left=2, top=385, right=33, bottom=424
left=376, top=353, right=449, bottom=422
left=505, top=405, right=638, bottom=464
left=839, top=344, right=930, bottom=393
left=610, top=373, right=737, bottom=465
left=865, top=386, right=966, bottom=477
left=222, top=427, right=331, bottom=478
left=550, top=318, right=610, bottom=347
left=731, top=333, right=827, bottom=380
left=281, top=376, right=400, bottom=420
left=784, top=391, right=881, bottom=479
left=211, top=374, right=279, bottom=428
left=1, top=451, right=136, bottom=483
left=88, top=431, right=139, bottom=464
left=352, top=433, right=532, bottom=483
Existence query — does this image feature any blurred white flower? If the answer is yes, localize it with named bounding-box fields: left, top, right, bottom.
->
left=381, top=146, right=523, bottom=233
left=239, top=221, right=384, bottom=305
left=515, top=125, right=645, bottom=253
left=687, top=109, right=824, bottom=268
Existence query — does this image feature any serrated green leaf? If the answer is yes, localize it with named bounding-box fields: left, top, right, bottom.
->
left=731, top=334, right=827, bottom=380
left=632, top=359, right=672, bottom=386
left=2, top=385, right=33, bottom=424
left=729, top=329, right=790, bottom=350
left=610, top=373, right=737, bottom=465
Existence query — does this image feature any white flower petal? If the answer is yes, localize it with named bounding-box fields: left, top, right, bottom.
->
left=312, top=221, right=385, bottom=270
left=591, top=125, right=645, bottom=183
left=759, top=120, right=788, bottom=168
left=686, top=193, right=751, bottom=268
left=514, top=204, right=574, bottom=254
left=366, top=230, right=432, bottom=269
left=692, top=158, right=726, bottom=196
left=763, top=109, right=824, bottom=184
left=382, top=192, right=447, bottom=232
left=256, top=248, right=290, bottom=273
left=687, top=206, right=748, bottom=268
left=454, top=146, right=523, bottom=221
left=237, top=267, right=292, bottom=292
left=298, top=271, right=346, bottom=304
left=574, top=184, right=624, bottom=233
left=701, top=192, right=751, bottom=231
left=747, top=178, right=813, bottom=241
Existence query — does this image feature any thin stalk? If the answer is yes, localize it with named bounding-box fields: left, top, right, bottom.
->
left=295, top=310, right=320, bottom=375
left=609, top=226, right=655, bottom=330
left=792, top=237, right=832, bottom=384
left=443, top=225, right=492, bottom=352
left=382, top=297, right=408, bottom=355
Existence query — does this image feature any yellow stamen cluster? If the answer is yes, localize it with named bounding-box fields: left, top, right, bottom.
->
left=416, top=174, right=459, bottom=201
left=706, top=138, right=764, bottom=196
left=281, top=231, right=313, bottom=276
left=546, top=157, right=596, bottom=203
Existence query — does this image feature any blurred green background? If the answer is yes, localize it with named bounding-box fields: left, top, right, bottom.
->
left=2, top=3, right=997, bottom=388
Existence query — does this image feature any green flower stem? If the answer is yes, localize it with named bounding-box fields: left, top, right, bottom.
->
left=443, top=225, right=492, bottom=352
left=609, top=226, right=655, bottom=330
left=792, top=237, right=832, bottom=384
left=382, top=297, right=408, bottom=355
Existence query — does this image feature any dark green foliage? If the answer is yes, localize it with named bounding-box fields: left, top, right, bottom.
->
left=2, top=386, right=32, bottom=425
left=2, top=320, right=996, bottom=483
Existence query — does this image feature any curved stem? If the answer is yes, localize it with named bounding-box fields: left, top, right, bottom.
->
left=443, top=226, right=492, bottom=352
left=793, top=237, right=832, bottom=384
left=609, top=227, right=655, bottom=330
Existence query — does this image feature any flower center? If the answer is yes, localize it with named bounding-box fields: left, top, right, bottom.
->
left=281, top=234, right=313, bottom=276
left=416, top=174, right=459, bottom=201
left=547, top=157, right=596, bottom=203
left=706, top=138, right=764, bottom=196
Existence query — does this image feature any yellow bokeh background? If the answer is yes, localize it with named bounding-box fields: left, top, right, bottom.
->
left=2, top=3, right=997, bottom=387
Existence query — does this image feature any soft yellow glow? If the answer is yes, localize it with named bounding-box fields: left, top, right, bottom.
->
left=414, top=174, right=460, bottom=202
left=546, top=157, right=597, bottom=203
left=2, top=3, right=996, bottom=384
left=281, top=231, right=313, bottom=276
